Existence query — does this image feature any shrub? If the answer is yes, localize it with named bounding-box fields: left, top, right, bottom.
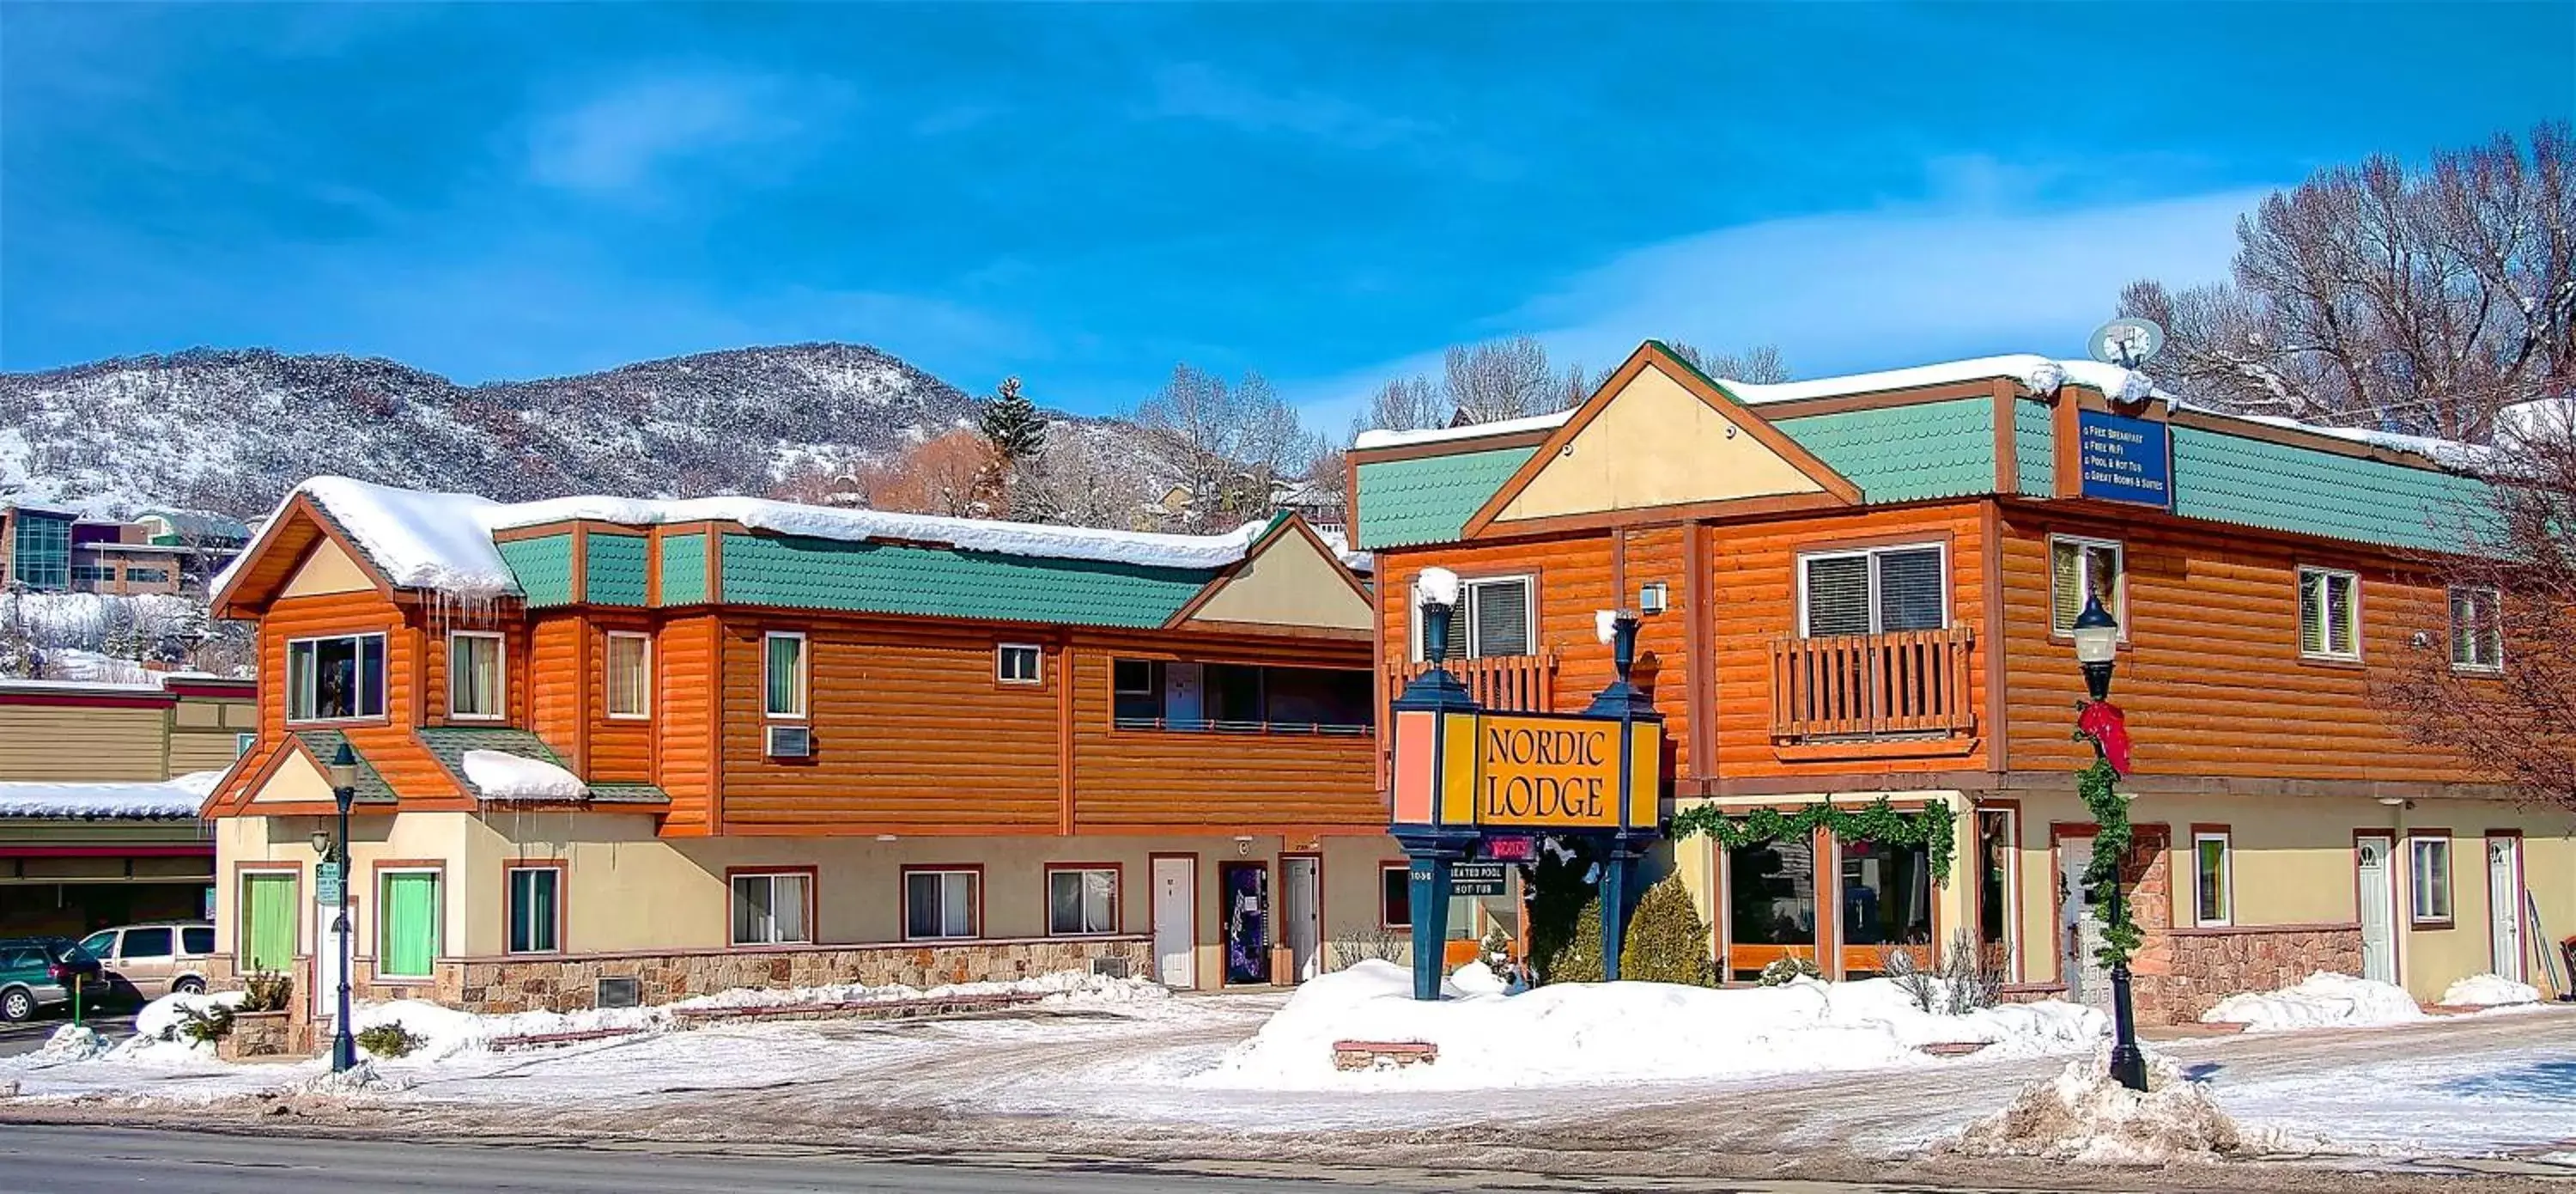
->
left=1618, top=876, right=1716, bottom=987
left=1758, top=955, right=1821, bottom=986
left=176, top=1003, right=234, bottom=1045
left=1330, top=924, right=1407, bottom=969
left=357, top=1022, right=423, bottom=1059
left=1544, top=894, right=1607, bottom=984
left=240, top=972, right=292, bottom=1013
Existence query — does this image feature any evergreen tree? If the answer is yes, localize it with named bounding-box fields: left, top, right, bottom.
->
left=978, top=376, right=1048, bottom=466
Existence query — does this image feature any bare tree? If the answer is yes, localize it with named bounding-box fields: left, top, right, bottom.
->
left=1356, top=375, right=1448, bottom=435
left=851, top=430, right=1001, bottom=518
left=1015, top=426, right=1154, bottom=530
left=1443, top=337, right=1560, bottom=423
left=1135, top=364, right=1321, bottom=532
left=2123, top=124, right=2573, bottom=442
left=1664, top=341, right=1793, bottom=385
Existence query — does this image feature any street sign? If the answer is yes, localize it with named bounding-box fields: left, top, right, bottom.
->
left=1451, top=862, right=1508, bottom=896
left=314, top=861, right=343, bottom=906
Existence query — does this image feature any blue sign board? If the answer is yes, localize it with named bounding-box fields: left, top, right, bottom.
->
left=2076, top=411, right=2172, bottom=508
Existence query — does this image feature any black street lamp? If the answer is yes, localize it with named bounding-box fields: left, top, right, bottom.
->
left=325, top=743, right=359, bottom=1073
left=2069, top=593, right=2146, bottom=1092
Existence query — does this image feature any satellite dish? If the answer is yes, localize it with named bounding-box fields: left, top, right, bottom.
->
left=2087, top=319, right=2166, bottom=369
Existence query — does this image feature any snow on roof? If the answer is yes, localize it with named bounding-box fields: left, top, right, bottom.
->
left=1352, top=409, right=1574, bottom=450
left=460, top=749, right=587, bottom=802
left=228, top=477, right=1289, bottom=601
left=0, top=776, right=218, bottom=819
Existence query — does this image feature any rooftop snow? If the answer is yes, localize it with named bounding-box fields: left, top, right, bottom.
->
left=460, top=749, right=588, bottom=802
left=0, top=772, right=222, bottom=819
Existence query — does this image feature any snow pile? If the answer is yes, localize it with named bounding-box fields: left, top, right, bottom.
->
left=35, top=1025, right=109, bottom=1062
left=108, top=990, right=246, bottom=1064
left=460, top=750, right=587, bottom=801
left=2439, top=974, right=2543, bottom=1008
left=292, top=1059, right=414, bottom=1095
left=167, top=770, right=230, bottom=798
left=2202, top=972, right=2427, bottom=1031
left=669, top=968, right=1171, bottom=1014
left=1193, top=960, right=2105, bottom=1091
left=349, top=999, right=659, bottom=1063
left=1446, top=960, right=1506, bottom=996
left=1949, top=1049, right=2239, bottom=1165
left=0, top=779, right=208, bottom=819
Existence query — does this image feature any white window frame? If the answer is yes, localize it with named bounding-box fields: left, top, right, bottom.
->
left=1795, top=542, right=1950, bottom=637
left=605, top=632, right=653, bottom=721
left=2048, top=535, right=2128, bottom=638
left=503, top=864, right=562, bottom=955
left=762, top=631, right=808, bottom=720
left=996, top=643, right=1043, bottom=685
left=2409, top=835, right=2453, bottom=924
left=2191, top=831, right=2233, bottom=928
left=374, top=866, right=444, bottom=979
left=2448, top=586, right=2503, bottom=674
left=1045, top=866, right=1119, bottom=937
left=446, top=631, right=505, bottom=722
left=2297, top=566, right=2363, bottom=661
left=284, top=632, right=388, bottom=723
left=1408, top=573, right=1536, bottom=661
left=729, top=871, right=814, bottom=947
left=902, top=868, right=981, bottom=941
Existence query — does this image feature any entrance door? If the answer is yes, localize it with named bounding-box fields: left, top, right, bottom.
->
left=2057, top=834, right=2107, bottom=1008
left=312, top=900, right=345, bottom=1021
left=1220, top=862, right=1271, bottom=985
left=2489, top=835, right=2526, bottom=981
left=1281, top=856, right=1321, bottom=982
left=1151, top=856, right=1196, bottom=988
left=2357, top=835, right=2397, bottom=984
left=1975, top=809, right=2019, bottom=980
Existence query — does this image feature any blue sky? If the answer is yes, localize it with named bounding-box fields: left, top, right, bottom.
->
left=4, top=3, right=2570, bottom=429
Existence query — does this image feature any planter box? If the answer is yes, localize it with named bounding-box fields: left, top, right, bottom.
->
left=217, top=1010, right=295, bottom=1062
left=1333, top=1039, right=1437, bottom=1070
left=1914, top=1040, right=1992, bottom=1057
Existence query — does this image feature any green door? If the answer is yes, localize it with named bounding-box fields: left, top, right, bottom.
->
left=379, top=872, right=440, bottom=978
left=241, top=874, right=296, bottom=975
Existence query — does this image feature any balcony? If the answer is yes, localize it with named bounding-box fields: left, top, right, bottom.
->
left=1769, top=626, right=1975, bottom=741
left=1395, top=650, right=1559, bottom=713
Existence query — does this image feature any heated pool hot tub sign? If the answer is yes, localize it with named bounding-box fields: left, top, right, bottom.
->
left=2077, top=411, right=2172, bottom=509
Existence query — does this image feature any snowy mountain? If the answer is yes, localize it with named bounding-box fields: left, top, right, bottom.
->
left=0, top=344, right=987, bottom=518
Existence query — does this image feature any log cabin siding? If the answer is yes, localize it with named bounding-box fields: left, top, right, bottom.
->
left=1370, top=533, right=1635, bottom=735
left=245, top=591, right=455, bottom=804
left=586, top=614, right=657, bottom=785
left=523, top=618, right=585, bottom=767
left=653, top=614, right=720, bottom=834
left=1998, top=504, right=2474, bottom=782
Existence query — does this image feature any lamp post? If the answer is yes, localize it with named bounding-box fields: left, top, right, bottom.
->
left=2069, top=594, right=2146, bottom=1092
left=325, top=743, right=359, bottom=1073
left=1585, top=609, right=1654, bottom=982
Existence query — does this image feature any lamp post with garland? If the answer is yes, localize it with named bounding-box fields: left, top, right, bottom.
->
left=2069, top=591, right=2147, bottom=1093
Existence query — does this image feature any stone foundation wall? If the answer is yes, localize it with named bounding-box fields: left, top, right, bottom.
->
left=2145, top=927, right=2366, bottom=1023
left=453, top=936, right=1153, bottom=1014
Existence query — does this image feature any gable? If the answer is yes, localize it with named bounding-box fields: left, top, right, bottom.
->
left=1183, top=525, right=1370, bottom=632
left=280, top=537, right=377, bottom=599
left=1492, top=360, right=1834, bottom=525
left=248, top=746, right=337, bottom=806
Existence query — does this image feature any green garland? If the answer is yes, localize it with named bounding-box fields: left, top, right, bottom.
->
left=1668, top=796, right=1956, bottom=885
left=2075, top=755, right=2144, bottom=967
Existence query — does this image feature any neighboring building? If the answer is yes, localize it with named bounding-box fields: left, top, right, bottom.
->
left=1, top=503, right=249, bottom=595
left=205, top=479, right=1388, bottom=1017
left=0, top=675, right=252, bottom=935
left=1349, top=339, right=2572, bottom=1018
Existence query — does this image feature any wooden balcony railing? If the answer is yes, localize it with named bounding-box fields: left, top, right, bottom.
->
left=1769, top=626, right=1975, bottom=740
left=1395, top=650, right=1558, bottom=713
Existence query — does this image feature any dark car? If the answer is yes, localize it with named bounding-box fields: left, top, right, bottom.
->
left=0, top=937, right=106, bottom=1022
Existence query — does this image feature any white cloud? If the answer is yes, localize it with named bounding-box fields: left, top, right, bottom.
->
left=1292, top=187, right=2265, bottom=436
left=526, top=73, right=847, bottom=194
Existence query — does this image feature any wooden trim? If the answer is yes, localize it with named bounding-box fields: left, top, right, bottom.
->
left=899, top=862, right=987, bottom=941
left=232, top=862, right=304, bottom=965
left=1057, top=637, right=1078, bottom=835
left=1041, top=862, right=1125, bottom=937
left=703, top=525, right=723, bottom=600
left=2051, top=392, right=2081, bottom=500
left=2404, top=828, right=2456, bottom=929
left=1346, top=428, right=1558, bottom=466
left=1980, top=501, right=2009, bottom=775
left=500, top=858, right=569, bottom=955
left=645, top=525, right=664, bottom=608
left=1376, top=859, right=1412, bottom=929
left=1771, top=737, right=1978, bottom=764
left=724, top=864, right=820, bottom=947
left=1609, top=527, right=1629, bottom=610
left=1990, top=381, right=2020, bottom=496
left=1749, top=379, right=2020, bottom=422
left=1179, top=618, right=1370, bottom=642
left=1695, top=770, right=2524, bottom=802
left=569, top=524, right=591, bottom=604
left=1684, top=521, right=1714, bottom=781
left=1473, top=490, right=1850, bottom=540
left=705, top=616, right=726, bottom=835
left=211, top=491, right=399, bottom=618
left=2166, top=405, right=2460, bottom=469
left=0, top=689, right=176, bottom=710
left=1149, top=851, right=1200, bottom=987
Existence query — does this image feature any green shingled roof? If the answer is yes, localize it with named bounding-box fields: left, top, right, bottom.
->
left=586, top=533, right=648, bottom=606
left=495, top=535, right=576, bottom=607
left=288, top=731, right=398, bottom=805
left=1775, top=398, right=1997, bottom=504
left=412, top=726, right=670, bottom=805
left=716, top=533, right=1218, bottom=628
left=1352, top=446, right=1537, bottom=549
left=2172, top=426, right=2489, bottom=551
left=2014, top=397, right=2056, bottom=496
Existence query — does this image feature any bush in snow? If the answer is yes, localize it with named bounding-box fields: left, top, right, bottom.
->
left=1758, top=956, right=1821, bottom=986
left=1886, top=930, right=2008, bottom=1015
left=1617, top=877, right=1716, bottom=986
left=294, top=1059, right=414, bottom=1095
left=240, top=970, right=293, bottom=1013
left=38, top=1024, right=109, bottom=1061
left=358, top=1021, right=425, bottom=1059
left=1329, top=924, right=1407, bottom=970
left=175, top=1002, right=234, bottom=1045
left=1949, top=1048, right=2240, bottom=1165
left=1542, top=892, right=1607, bottom=983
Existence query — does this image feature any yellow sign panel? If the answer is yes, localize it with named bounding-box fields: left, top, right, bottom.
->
left=1474, top=713, right=1625, bottom=830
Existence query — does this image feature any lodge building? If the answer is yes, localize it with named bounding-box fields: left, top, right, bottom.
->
left=1352, top=340, right=2571, bottom=1019
left=203, top=481, right=1390, bottom=1015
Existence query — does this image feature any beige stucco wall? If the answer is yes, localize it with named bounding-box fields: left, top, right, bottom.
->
left=280, top=538, right=374, bottom=598
left=1496, top=363, right=1824, bottom=524
left=1186, top=531, right=1371, bottom=631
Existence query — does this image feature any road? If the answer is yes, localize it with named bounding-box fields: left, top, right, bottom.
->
left=0, top=1124, right=1913, bottom=1193
left=0, top=1011, right=135, bottom=1057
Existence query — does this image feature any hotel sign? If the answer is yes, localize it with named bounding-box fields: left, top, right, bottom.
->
left=2076, top=411, right=2172, bottom=509
left=1390, top=709, right=1662, bottom=833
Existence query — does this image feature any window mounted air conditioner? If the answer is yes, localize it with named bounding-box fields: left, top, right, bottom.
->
left=765, top=724, right=812, bottom=758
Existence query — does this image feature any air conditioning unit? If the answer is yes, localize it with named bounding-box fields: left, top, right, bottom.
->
left=1089, top=956, right=1130, bottom=979
left=765, top=724, right=812, bottom=758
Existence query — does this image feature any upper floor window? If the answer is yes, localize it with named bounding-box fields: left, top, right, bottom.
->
left=2297, top=567, right=2360, bottom=661
left=1799, top=544, right=1945, bottom=637
left=10, top=514, right=70, bottom=590
left=762, top=632, right=807, bottom=719
left=996, top=643, right=1042, bottom=685
left=1110, top=658, right=1372, bottom=732
left=605, top=632, right=652, bottom=719
left=447, top=632, right=504, bottom=721
left=2449, top=586, right=2502, bottom=673
left=1411, top=574, right=1533, bottom=661
left=2050, top=537, right=2126, bottom=635
left=286, top=633, right=386, bottom=722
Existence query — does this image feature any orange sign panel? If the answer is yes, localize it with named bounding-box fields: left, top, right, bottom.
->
left=1473, top=714, right=1624, bottom=830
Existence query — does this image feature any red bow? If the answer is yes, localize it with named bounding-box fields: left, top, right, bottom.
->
left=2077, top=700, right=2132, bottom=775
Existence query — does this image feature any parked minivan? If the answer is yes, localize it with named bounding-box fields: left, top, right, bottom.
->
left=76, top=923, right=217, bottom=1003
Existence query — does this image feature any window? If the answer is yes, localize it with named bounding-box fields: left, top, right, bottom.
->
left=125, top=567, right=170, bottom=583
left=2409, top=836, right=2452, bottom=924
left=1838, top=838, right=1933, bottom=951
left=121, top=927, right=173, bottom=959
left=1047, top=867, right=1118, bottom=935
left=11, top=513, right=70, bottom=590
left=234, top=732, right=257, bottom=758
left=285, top=634, right=386, bottom=722
left=1412, top=575, right=1534, bottom=661
left=70, top=564, right=112, bottom=584
left=2193, top=831, right=2232, bottom=927
left=507, top=866, right=562, bottom=953
left=762, top=632, right=806, bottom=718
left=996, top=643, right=1043, bottom=685
left=729, top=871, right=812, bottom=946
left=605, top=633, right=652, bottom=719
left=1114, top=659, right=1163, bottom=722
left=2050, top=538, right=2126, bottom=634
left=1800, top=545, right=1946, bottom=637
left=78, top=930, right=118, bottom=960
left=377, top=870, right=442, bottom=978
left=1111, top=659, right=1372, bottom=732
left=2450, top=587, right=2502, bottom=673
left=181, top=927, right=214, bottom=955
left=2298, top=568, right=2361, bottom=661
left=447, top=632, right=504, bottom=720
left=1379, top=864, right=1412, bottom=929
left=903, top=868, right=980, bottom=941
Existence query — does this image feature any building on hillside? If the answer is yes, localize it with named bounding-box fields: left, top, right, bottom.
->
left=204, top=479, right=1394, bottom=1019
left=0, top=675, right=252, bottom=935
left=1348, top=339, right=2573, bottom=1020
left=2, top=503, right=250, bottom=595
